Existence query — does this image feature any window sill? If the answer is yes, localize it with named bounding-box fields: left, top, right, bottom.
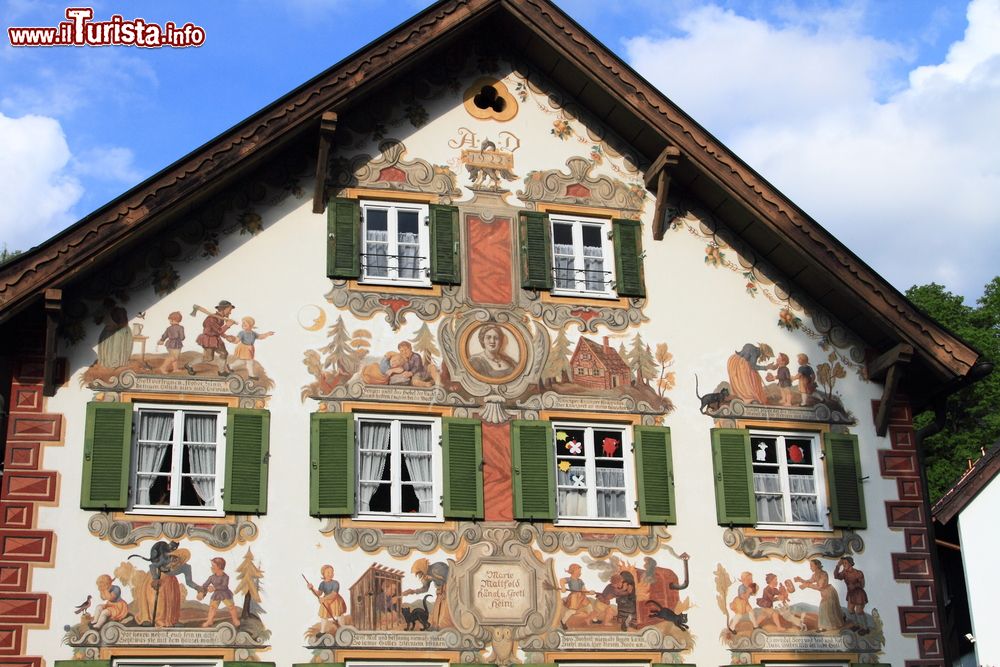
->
left=349, top=280, right=441, bottom=297
left=551, top=288, right=619, bottom=301
left=113, top=510, right=234, bottom=524
left=359, top=278, right=433, bottom=289
left=541, top=291, right=630, bottom=308
left=554, top=517, right=638, bottom=529
left=126, top=507, right=225, bottom=519
left=355, top=513, right=445, bottom=523
left=752, top=523, right=833, bottom=534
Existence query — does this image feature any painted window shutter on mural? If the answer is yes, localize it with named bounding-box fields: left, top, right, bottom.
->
left=442, top=417, right=483, bottom=519
left=519, top=211, right=553, bottom=290
left=327, top=197, right=361, bottom=278
left=80, top=401, right=133, bottom=510
left=612, top=218, right=645, bottom=297
left=55, top=658, right=108, bottom=667
left=824, top=432, right=867, bottom=529
left=634, top=425, right=676, bottom=524
left=511, top=419, right=556, bottom=520
left=223, top=408, right=270, bottom=514
left=310, top=412, right=356, bottom=516
left=711, top=427, right=757, bottom=526
left=430, top=203, right=461, bottom=284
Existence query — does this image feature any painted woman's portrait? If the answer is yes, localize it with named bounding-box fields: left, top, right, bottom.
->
left=464, top=323, right=525, bottom=383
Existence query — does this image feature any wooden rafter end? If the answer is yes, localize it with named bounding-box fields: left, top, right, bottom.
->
left=42, top=288, right=62, bottom=397
left=311, top=111, right=339, bottom=214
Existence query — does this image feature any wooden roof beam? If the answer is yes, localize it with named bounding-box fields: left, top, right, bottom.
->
left=42, top=288, right=61, bottom=397
left=312, top=111, right=339, bottom=214
left=645, top=145, right=681, bottom=241
left=870, top=343, right=914, bottom=436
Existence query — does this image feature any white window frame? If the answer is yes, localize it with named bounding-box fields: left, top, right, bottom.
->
left=360, top=199, right=431, bottom=287
left=750, top=429, right=830, bottom=531
left=127, top=403, right=226, bottom=518
left=550, top=214, right=616, bottom=298
left=114, top=658, right=222, bottom=667
left=552, top=421, right=637, bottom=527
left=559, top=662, right=650, bottom=667
left=348, top=662, right=448, bottom=667
left=355, top=413, right=443, bottom=522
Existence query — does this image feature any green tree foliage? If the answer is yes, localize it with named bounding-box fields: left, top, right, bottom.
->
left=0, top=245, right=21, bottom=264
left=907, top=277, right=1000, bottom=501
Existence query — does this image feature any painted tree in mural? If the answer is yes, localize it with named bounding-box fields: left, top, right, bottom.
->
left=816, top=353, right=847, bottom=402
left=655, top=342, right=675, bottom=397
left=714, top=563, right=734, bottom=631
left=410, top=322, right=439, bottom=362
left=627, top=333, right=657, bottom=386
left=543, top=328, right=573, bottom=385
left=351, top=328, right=372, bottom=365
left=322, top=316, right=359, bottom=375
left=234, top=549, right=265, bottom=619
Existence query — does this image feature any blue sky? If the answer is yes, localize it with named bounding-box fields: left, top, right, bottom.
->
left=2, top=0, right=997, bottom=302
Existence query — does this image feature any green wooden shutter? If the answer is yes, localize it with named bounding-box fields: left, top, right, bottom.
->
left=711, top=428, right=757, bottom=525
left=224, top=408, right=270, bottom=514
left=81, top=401, right=132, bottom=510
left=430, top=204, right=461, bottom=285
left=443, top=417, right=483, bottom=519
left=226, top=662, right=275, bottom=667
left=613, top=218, right=645, bottom=297
left=327, top=197, right=360, bottom=278
left=511, top=419, right=555, bottom=520
left=519, top=211, right=553, bottom=290
left=634, top=426, right=676, bottom=524
left=310, top=412, right=355, bottom=516
left=824, top=432, right=867, bottom=529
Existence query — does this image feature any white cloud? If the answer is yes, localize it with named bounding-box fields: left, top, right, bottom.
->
left=0, top=113, right=82, bottom=249
left=626, top=0, right=1000, bottom=301
left=0, top=113, right=143, bottom=251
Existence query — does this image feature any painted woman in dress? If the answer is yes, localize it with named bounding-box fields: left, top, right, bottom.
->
left=97, top=305, right=133, bottom=368
left=726, top=342, right=774, bottom=404
left=306, top=564, right=346, bottom=634
left=795, top=559, right=845, bottom=631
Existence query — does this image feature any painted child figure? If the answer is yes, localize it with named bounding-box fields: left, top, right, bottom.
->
left=794, top=353, right=817, bottom=405
left=306, top=564, right=347, bottom=635
left=766, top=353, right=795, bottom=406
left=225, top=316, right=274, bottom=380
left=156, top=311, right=185, bottom=374
left=196, top=557, right=241, bottom=628
left=559, top=564, right=595, bottom=629
left=834, top=556, right=869, bottom=633
left=91, top=573, right=129, bottom=629
left=729, top=571, right=760, bottom=631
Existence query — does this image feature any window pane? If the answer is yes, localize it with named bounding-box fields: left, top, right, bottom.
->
left=181, top=476, right=213, bottom=507
left=401, top=423, right=434, bottom=515
left=558, top=487, right=588, bottom=516
left=597, top=489, right=626, bottom=518
left=786, top=438, right=812, bottom=465
left=365, top=209, right=390, bottom=277
left=552, top=222, right=573, bottom=246
left=790, top=495, right=819, bottom=523
left=397, top=210, right=421, bottom=279
left=183, top=413, right=217, bottom=505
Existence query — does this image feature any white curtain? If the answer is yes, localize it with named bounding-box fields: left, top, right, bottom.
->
left=553, top=244, right=575, bottom=289
left=557, top=464, right=588, bottom=517
left=401, top=424, right=433, bottom=514
left=753, top=472, right=786, bottom=523
left=595, top=466, right=626, bottom=518
left=359, top=422, right=390, bottom=512
left=136, top=412, right=173, bottom=505
left=185, top=413, right=217, bottom=506
left=365, top=228, right=389, bottom=277
left=583, top=244, right=605, bottom=291
left=789, top=475, right=820, bottom=523
left=397, top=232, right=420, bottom=279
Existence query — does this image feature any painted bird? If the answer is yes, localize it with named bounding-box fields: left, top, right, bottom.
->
left=73, top=595, right=91, bottom=614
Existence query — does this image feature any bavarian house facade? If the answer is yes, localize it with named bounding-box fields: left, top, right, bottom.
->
left=0, top=2, right=985, bottom=667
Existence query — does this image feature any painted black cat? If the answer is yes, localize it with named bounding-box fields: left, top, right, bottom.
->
left=402, top=595, right=432, bottom=631
left=695, top=374, right=729, bottom=414
left=645, top=600, right=689, bottom=631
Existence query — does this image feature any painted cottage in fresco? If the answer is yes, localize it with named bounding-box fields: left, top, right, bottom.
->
left=0, top=3, right=988, bottom=667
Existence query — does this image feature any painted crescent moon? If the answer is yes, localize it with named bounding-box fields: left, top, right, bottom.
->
left=298, top=305, right=327, bottom=332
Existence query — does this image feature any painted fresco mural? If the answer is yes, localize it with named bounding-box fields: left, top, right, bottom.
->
left=696, top=341, right=856, bottom=425
left=63, top=542, right=269, bottom=659
left=28, top=32, right=918, bottom=667
left=715, top=557, right=884, bottom=661
left=299, top=525, right=694, bottom=664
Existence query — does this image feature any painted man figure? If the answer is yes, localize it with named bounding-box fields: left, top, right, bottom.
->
left=186, top=300, right=236, bottom=376
left=834, top=556, right=868, bottom=633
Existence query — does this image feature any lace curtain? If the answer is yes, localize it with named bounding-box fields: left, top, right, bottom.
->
left=595, top=466, right=626, bottom=518
left=553, top=243, right=575, bottom=289
left=359, top=422, right=390, bottom=512
left=789, top=475, right=819, bottom=523
left=557, top=465, right=587, bottom=516
left=184, top=413, right=217, bottom=507
left=135, top=412, right=173, bottom=505
left=365, top=228, right=389, bottom=277
left=582, top=244, right=605, bottom=292
left=754, top=472, right=786, bottom=523
left=401, top=424, right=433, bottom=514
left=397, top=232, right=420, bottom=279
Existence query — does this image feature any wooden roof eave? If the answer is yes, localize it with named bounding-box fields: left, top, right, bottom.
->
left=0, top=0, right=499, bottom=325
